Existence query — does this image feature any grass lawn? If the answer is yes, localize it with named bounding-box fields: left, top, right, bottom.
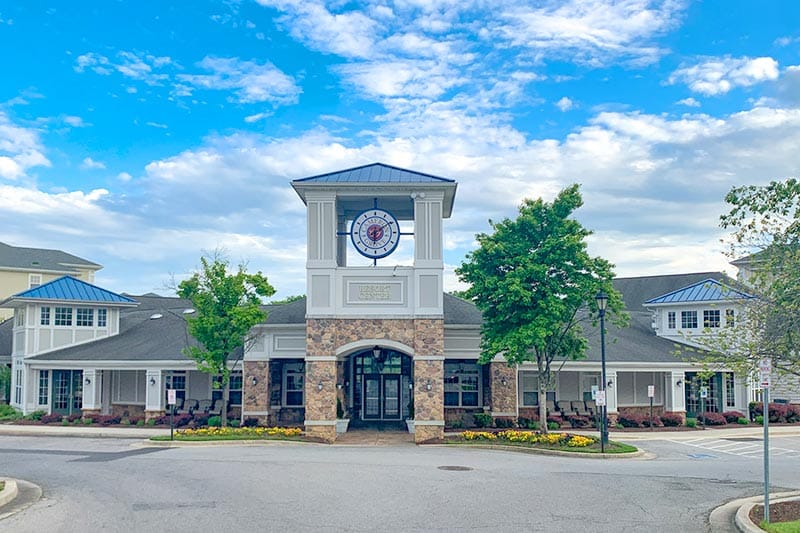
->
left=761, top=519, right=800, bottom=533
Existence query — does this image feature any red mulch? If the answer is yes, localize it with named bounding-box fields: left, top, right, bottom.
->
left=750, top=500, right=800, bottom=525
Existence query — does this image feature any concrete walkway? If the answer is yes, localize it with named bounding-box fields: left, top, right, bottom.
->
left=334, top=428, right=415, bottom=446
left=0, top=423, right=170, bottom=439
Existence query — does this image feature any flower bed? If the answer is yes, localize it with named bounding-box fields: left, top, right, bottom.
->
left=152, top=426, right=303, bottom=441
left=454, top=430, right=635, bottom=454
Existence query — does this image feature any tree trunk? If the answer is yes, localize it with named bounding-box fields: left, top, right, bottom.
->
left=539, top=380, right=548, bottom=434
left=221, top=379, right=230, bottom=428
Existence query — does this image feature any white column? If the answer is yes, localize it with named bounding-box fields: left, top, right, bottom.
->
left=82, top=369, right=103, bottom=410
left=145, top=369, right=164, bottom=412
left=606, top=370, right=618, bottom=414
left=669, top=371, right=686, bottom=412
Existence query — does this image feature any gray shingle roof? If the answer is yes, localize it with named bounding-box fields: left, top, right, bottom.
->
left=0, top=242, right=100, bottom=272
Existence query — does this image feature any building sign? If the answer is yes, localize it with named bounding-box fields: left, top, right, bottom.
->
left=167, top=389, right=177, bottom=405
left=346, top=281, right=404, bottom=305
left=647, top=385, right=655, bottom=398
left=596, top=390, right=606, bottom=406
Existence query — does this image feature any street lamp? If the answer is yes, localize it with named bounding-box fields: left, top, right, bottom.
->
left=595, top=290, right=609, bottom=453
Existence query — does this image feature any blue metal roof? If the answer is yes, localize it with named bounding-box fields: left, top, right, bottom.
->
left=12, top=276, right=137, bottom=304
left=293, top=163, right=455, bottom=183
left=644, top=278, right=755, bottom=305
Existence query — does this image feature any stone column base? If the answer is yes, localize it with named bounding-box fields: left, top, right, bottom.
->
left=414, top=421, right=444, bottom=443
left=665, top=410, right=686, bottom=424
left=145, top=410, right=165, bottom=422
left=81, top=409, right=101, bottom=419
left=305, top=421, right=336, bottom=443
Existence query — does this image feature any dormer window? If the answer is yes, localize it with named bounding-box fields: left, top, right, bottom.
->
left=681, top=310, right=697, bottom=329
left=76, top=308, right=94, bottom=327
left=703, top=309, right=720, bottom=328
left=29, top=274, right=42, bottom=288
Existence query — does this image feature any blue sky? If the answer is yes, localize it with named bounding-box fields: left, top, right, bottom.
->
left=1, top=0, right=799, bottom=298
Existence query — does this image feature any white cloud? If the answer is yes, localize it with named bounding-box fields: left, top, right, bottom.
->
left=146, top=121, right=168, bottom=129
left=555, top=96, right=574, bottom=111
left=774, top=36, right=800, bottom=47
left=117, top=172, right=132, bottom=182
left=63, top=115, right=87, bottom=127
left=0, top=111, right=50, bottom=179
left=81, top=157, right=106, bottom=170
left=176, top=56, right=301, bottom=104
left=669, top=56, right=780, bottom=95
left=244, top=112, right=271, bottom=123
left=676, top=97, right=700, bottom=107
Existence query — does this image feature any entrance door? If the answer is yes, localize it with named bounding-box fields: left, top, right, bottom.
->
left=361, top=375, right=402, bottom=420
left=52, top=370, right=83, bottom=416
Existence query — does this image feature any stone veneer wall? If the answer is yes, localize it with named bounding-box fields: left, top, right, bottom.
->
left=306, top=318, right=445, bottom=443
left=489, top=362, right=517, bottom=419
left=242, top=360, right=270, bottom=424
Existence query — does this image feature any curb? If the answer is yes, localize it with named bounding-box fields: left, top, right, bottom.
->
left=0, top=478, right=18, bottom=508
left=428, top=443, right=650, bottom=459
left=734, top=493, right=800, bottom=532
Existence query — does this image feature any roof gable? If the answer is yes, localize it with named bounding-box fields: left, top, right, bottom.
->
left=644, top=278, right=755, bottom=305
left=293, top=163, right=455, bottom=184
left=9, top=276, right=137, bottom=305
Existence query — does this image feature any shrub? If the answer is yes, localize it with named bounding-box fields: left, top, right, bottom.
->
left=473, top=413, right=492, bottom=428
left=136, top=419, right=145, bottom=427
left=228, top=419, right=240, bottom=428
left=787, top=404, right=800, bottom=423
left=208, top=415, right=222, bottom=427
left=83, top=417, right=93, bottom=425
left=494, top=417, right=514, bottom=428
left=450, top=420, right=464, bottom=429
left=698, top=412, right=726, bottom=426
left=618, top=411, right=646, bottom=428
left=98, top=415, right=121, bottom=426
left=568, top=415, right=591, bottom=428
left=661, top=413, right=684, bottom=427
left=173, top=414, right=192, bottom=427
left=643, top=416, right=663, bottom=428
left=737, top=417, right=749, bottom=425
left=191, top=413, right=209, bottom=427
left=547, top=421, right=561, bottom=431
left=24, top=410, right=46, bottom=421
left=242, top=417, right=259, bottom=428
left=67, top=413, right=82, bottom=423
left=722, top=411, right=745, bottom=424
left=751, top=402, right=793, bottom=423
left=755, top=415, right=764, bottom=425
left=128, top=416, right=144, bottom=426
left=686, top=418, right=697, bottom=428
left=146, top=418, right=156, bottom=426
left=0, top=404, right=20, bottom=419
left=41, top=413, right=63, bottom=424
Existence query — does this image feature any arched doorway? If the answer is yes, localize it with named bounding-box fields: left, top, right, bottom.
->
left=347, top=347, right=413, bottom=423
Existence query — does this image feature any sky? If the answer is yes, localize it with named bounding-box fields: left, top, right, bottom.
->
left=1, top=0, right=799, bottom=299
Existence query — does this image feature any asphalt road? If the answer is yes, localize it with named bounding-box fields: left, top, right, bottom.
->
left=1, top=435, right=799, bottom=532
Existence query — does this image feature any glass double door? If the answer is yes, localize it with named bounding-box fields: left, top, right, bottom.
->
left=362, top=374, right=401, bottom=420
left=52, top=370, right=83, bottom=416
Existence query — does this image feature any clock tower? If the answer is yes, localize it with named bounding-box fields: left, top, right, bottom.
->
left=292, top=163, right=457, bottom=442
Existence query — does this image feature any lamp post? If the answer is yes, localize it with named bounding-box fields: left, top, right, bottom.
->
left=596, top=290, right=609, bottom=453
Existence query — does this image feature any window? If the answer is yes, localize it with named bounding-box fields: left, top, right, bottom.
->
left=284, top=362, right=304, bottom=406
left=520, top=372, right=539, bottom=406
left=443, top=361, right=480, bottom=407
left=725, top=373, right=736, bottom=408
left=29, top=274, right=41, bottom=288
left=212, top=372, right=243, bottom=406
left=54, top=307, right=73, bottom=326
left=703, top=309, right=720, bottom=328
left=725, top=309, right=735, bottom=328
left=40, top=307, right=50, bottom=326
left=112, top=370, right=146, bottom=404
left=14, top=368, right=23, bottom=405
left=97, top=308, right=107, bottom=327
left=681, top=310, right=697, bottom=329
left=38, top=371, right=49, bottom=405
left=165, top=372, right=186, bottom=404
left=14, top=311, right=24, bottom=327
left=667, top=311, right=676, bottom=329
left=76, top=308, right=94, bottom=327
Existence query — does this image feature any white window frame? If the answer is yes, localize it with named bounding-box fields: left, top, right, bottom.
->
left=54, top=306, right=73, bottom=326
left=97, top=308, right=107, bottom=328
left=703, top=309, right=720, bottom=328
left=681, top=310, right=697, bottom=329
left=725, top=309, right=735, bottom=328
left=14, top=311, right=24, bottom=327
left=76, top=308, right=94, bottom=327
left=112, top=370, right=146, bottom=405
left=40, top=306, right=50, bottom=326
left=38, top=370, right=49, bottom=405
left=443, top=361, right=481, bottom=408
left=283, top=363, right=304, bottom=407
left=667, top=311, right=676, bottom=329
left=14, top=367, right=23, bottom=405
left=29, top=274, right=42, bottom=288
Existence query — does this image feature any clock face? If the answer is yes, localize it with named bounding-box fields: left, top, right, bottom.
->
left=350, top=208, right=400, bottom=259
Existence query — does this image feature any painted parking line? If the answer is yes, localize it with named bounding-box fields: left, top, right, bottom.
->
left=665, top=438, right=800, bottom=459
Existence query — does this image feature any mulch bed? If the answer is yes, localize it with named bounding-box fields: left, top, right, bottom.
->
left=750, top=500, right=800, bottom=525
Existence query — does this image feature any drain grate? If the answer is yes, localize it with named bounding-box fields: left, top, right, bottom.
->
left=438, top=465, right=473, bottom=471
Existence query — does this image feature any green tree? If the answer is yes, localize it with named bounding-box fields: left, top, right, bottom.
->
left=178, top=255, right=276, bottom=426
left=710, top=178, right=800, bottom=378
left=269, top=294, right=304, bottom=305
left=456, top=184, right=627, bottom=431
